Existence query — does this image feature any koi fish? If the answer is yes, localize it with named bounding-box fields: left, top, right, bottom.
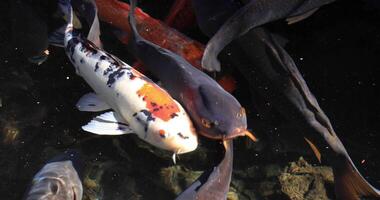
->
left=57, top=0, right=198, bottom=159
left=176, top=140, right=233, bottom=200
left=93, top=0, right=237, bottom=93
left=226, top=27, right=380, bottom=200
left=191, top=0, right=241, bottom=37
left=24, top=150, right=83, bottom=200
left=164, top=0, right=196, bottom=31
left=95, top=0, right=204, bottom=69
left=201, top=0, right=336, bottom=72
left=127, top=0, right=256, bottom=142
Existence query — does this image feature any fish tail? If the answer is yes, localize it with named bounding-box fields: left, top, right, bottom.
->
left=334, top=156, right=380, bottom=200
left=58, top=0, right=74, bottom=44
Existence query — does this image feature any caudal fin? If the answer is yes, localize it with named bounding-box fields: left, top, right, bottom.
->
left=334, top=157, right=380, bottom=200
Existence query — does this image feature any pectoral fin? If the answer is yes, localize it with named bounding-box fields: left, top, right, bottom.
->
left=304, top=137, right=322, bottom=163
left=82, top=111, right=134, bottom=135
left=76, top=93, right=111, bottom=112
left=286, top=8, right=319, bottom=25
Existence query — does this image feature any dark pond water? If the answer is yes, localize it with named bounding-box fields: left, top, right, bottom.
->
left=1, top=0, right=380, bottom=199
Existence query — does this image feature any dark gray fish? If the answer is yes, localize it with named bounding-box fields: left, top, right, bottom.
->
left=201, top=0, right=336, bottom=72
left=24, top=150, right=83, bottom=200
left=176, top=140, right=233, bottom=200
left=191, top=0, right=241, bottom=37
left=226, top=27, right=380, bottom=200
left=127, top=0, right=257, bottom=141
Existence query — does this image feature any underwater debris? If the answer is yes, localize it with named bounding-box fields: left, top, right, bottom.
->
left=278, top=157, right=333, bottom=200
left=2, top=121, right=20, bottom=145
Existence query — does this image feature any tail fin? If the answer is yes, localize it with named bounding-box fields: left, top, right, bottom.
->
left=58, top=0, right=74, bottom=44
left=72, top=0, right=102, bottom=47
left=334, top=156, right=380, bottom=200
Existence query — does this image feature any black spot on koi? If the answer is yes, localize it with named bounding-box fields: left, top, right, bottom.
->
left=177, top=132, right=189, bottom=139
left=170, top=113, right=178, bottom=118
left=80, top=41, right=98, bottom=56
left=140, top=109, right=155, bottom=122
left=106, top=68, right=127, bottom=87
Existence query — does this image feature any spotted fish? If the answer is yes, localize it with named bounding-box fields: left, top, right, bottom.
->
left=58, top=0, right=198, bottom=158
left=127, top=0, right=257, bottom=142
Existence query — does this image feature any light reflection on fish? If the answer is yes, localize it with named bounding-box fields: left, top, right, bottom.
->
left=57, top=0, right=198, bottom=159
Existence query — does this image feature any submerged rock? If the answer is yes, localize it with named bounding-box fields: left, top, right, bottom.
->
left=160, top=165, right=203, bottom=195
left=278, top=157, right=333, bottom=200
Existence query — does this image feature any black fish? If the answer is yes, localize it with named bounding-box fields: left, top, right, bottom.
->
left=192, top=0, right=380, bottom=198
left=227, top=28, right=380, bottom=200
left=127, top=0, right=257, bottom=141
left=201, top=0, right=336, bottom=72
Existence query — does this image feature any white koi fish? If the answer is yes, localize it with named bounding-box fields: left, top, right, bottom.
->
left=58, top=0, right=198, bottom=158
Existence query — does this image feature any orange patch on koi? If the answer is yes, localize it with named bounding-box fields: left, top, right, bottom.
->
left=137, top=83, right=180, bottom=121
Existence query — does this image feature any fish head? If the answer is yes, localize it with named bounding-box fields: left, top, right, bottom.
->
left=192, top=84, right=250, bottom=140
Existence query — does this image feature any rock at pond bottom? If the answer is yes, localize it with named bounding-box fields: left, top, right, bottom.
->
left=278, top=157, right=333, bottom=200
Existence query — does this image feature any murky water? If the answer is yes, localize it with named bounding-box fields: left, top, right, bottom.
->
left=1, top=0, right=380, bottom=199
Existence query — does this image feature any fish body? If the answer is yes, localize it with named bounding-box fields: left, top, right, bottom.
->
left=59, top=0, right=198, bottom=155
left=164, top=0, right=196, bottom=30
left=176, top=140, right=233, bottom=200
left=24, top=151, right=83, bottom=200
left=95, top=0, right=204, bottom=69
left=192, top=0, right=240, bottom=37
left=201, top=0, right=336, bottom=71
left=127, top=0, right=255, bottom=141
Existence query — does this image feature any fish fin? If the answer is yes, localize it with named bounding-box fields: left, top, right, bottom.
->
left=334, top=156, right=380, bottom=200
left=78, top=0, right=102, bottom=47
left=48, top=26, right=66, bottom=47
left=82, top=111, right=134, bottom=135
left=76, top=93, right=111, bottom=112
left=286, top=8, right=319, bottom=25
left=304, top=137, right=322, bottom=163
left=172, top=153, right=177, bottom=164
left=63, top=11, right=82, bottom=29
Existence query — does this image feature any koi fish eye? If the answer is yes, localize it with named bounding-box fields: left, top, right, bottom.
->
left=237, top=107, right=246, bottom=118
left=201, top=118, right=218, bottom=128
